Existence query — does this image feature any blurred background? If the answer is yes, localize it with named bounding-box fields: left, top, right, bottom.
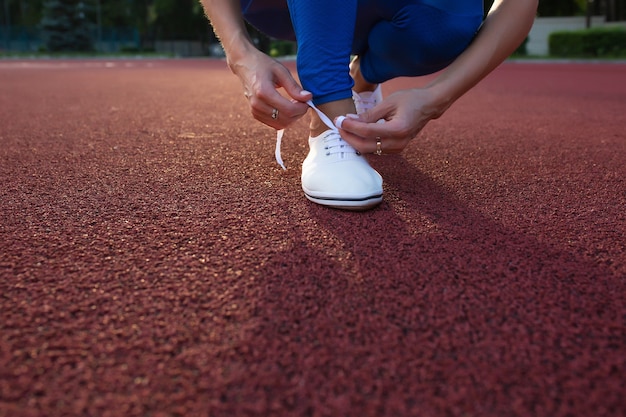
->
left=0, top=0, right=624, bottom=57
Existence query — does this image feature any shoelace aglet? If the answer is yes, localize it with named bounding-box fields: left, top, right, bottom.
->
left=275, top=129, right=286, bottom=170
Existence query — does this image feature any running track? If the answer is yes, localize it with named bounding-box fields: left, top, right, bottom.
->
left=1, top=59, right=625, bottom=417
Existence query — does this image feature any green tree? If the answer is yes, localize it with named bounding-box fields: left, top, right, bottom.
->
left=537, top=0, right=584, bottom=16
left=151, top=0, right=209, bottom=40
left=40, top=0, right=94, bottom=51
left=134, top=0, right=155, bottom=49
left=12, top=0, right=46, bottom=26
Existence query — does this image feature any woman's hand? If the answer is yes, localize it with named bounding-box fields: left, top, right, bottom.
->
left=336, top=87, right=448, bottom=154
left=199, top=0, right=312, bottom=130
left=229, top=49, right=312, bottom=130
left=338, top=0, right=537, bottom=155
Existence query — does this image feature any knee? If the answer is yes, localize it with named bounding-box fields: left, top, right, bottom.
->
left=370, top=5, right=483, bottom=76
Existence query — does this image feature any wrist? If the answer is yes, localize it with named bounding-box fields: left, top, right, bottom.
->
left=420, top=84, right=454, bottom=120
left=223, top=32, right=257, bottom=70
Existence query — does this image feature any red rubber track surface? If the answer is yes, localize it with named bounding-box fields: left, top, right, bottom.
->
left=1, top=59, right=625, bottom=417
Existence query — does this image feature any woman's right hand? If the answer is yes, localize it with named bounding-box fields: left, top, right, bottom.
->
left=199, top=0, right=312, bottom=129
left=229, top=48, right=312, bottom=130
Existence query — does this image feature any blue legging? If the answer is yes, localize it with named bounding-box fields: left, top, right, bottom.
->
left=241, top=0, right=484, bottom=105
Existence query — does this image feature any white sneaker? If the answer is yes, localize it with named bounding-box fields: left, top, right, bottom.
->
left=301, top=130, right=383, bottom=210
left=352, top=84, right=383, bottom=115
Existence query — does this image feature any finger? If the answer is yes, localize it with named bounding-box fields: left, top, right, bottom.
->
left=273, top=65, right=313, bottom=103
left=250, top=100, right=306, bottom=130
left=338, top=128, right=405, bottom=155
left=251, top=83, right=310, bottom=123
left=337, top=126, right=387, bottom=155
left=337, top=128, right=373, bottom=154
left=335, top=116, right=408, bottom=154
left=334, top=118, right=378, bottom=154
left=354, top=99, right=393, bottom=124
left=335, top=115, right=392, bottom=141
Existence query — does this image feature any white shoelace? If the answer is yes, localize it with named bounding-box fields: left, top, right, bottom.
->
left=275, top=100, right=347, bottom=170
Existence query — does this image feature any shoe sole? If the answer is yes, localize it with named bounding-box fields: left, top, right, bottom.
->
left=303, top=191, right=383, bottom=211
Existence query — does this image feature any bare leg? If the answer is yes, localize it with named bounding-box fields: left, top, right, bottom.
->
left=309, top=56, right=382, bottom=137
left=309, top=98, right=355, bottom=137
left=350, top=56, right=378, bottom=94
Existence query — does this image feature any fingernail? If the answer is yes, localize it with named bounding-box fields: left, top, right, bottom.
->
left=346, top=113, right=359, bottom=119
left=335, top=115, right=346, bottom=129
left=300, top=90, right=311, bottom=96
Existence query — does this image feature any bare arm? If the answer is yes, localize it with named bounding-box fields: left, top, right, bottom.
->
left=338, top=0, right=538, bottom=154
left=427, top=0, right=538, bottom=113
left=200, top=0, right=254, bottom=65
left=199, top=0, right=312, bottom=129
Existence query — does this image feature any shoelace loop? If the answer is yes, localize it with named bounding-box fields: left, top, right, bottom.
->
left=275, top=100, right=341, bottom=170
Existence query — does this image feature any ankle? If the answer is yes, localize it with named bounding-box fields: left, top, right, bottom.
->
left=309, top=116, right=329, bottom=137
left=350, top=56, right=378, bottom=93
left=309, top=98, right=356, bottom=137
left=353, top=80, right=378, bottom=94
left=309, top=127, right=327, bottom=138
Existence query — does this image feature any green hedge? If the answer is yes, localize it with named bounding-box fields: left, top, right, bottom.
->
left=512, top=36, right=529, bottom=56
left=549, top=27, right=626, bottom=58
left=269, top=40, right=297, bottom=57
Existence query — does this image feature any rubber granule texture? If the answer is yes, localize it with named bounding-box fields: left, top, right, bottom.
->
left=0, top=60, right=625, bottom=417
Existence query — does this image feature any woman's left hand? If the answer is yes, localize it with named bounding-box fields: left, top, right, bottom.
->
left=336, top=87, right=449, bottom=155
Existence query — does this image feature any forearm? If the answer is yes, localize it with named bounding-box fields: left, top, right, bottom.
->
left=199, top=0, right=256, bottom=64
left=427, top=0, right=538, bottom=114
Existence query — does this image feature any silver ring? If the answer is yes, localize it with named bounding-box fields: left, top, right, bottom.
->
left=375, top=137, right=382, bottom=155
left=271, top=108, right=279, bottom=120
